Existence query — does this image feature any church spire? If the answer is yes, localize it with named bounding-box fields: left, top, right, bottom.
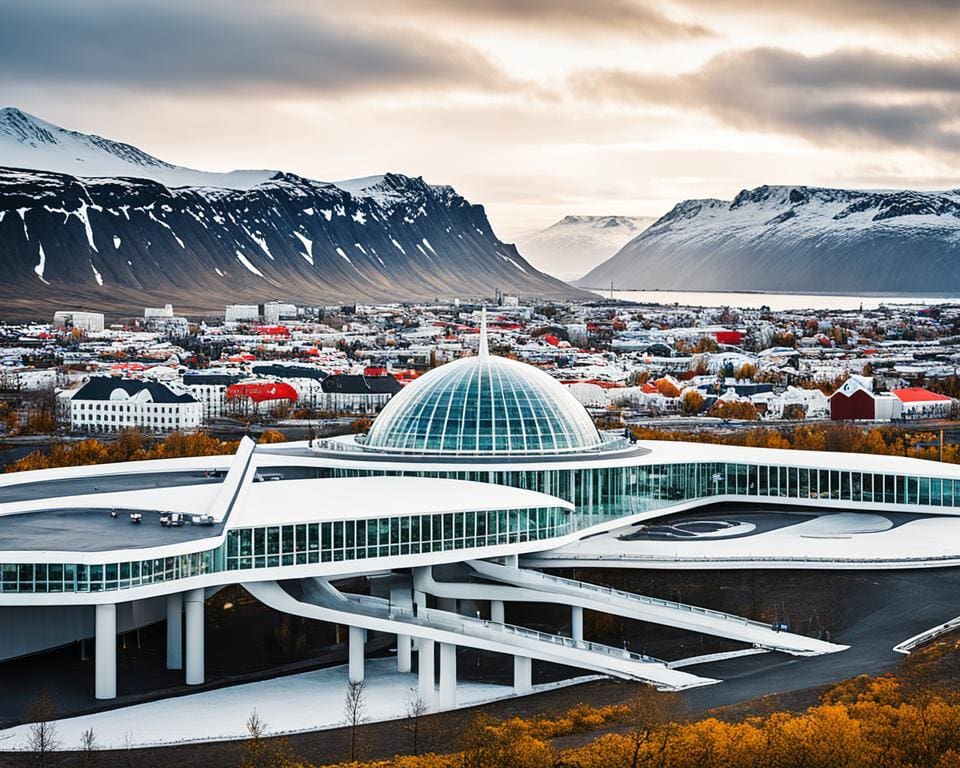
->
left=479, top=306, right=489, bottom=358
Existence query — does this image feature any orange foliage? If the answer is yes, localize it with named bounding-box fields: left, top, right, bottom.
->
left=5, top=430, right=239, bottom=473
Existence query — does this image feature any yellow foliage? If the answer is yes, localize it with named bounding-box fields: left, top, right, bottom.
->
left=5, top=430, right=240, bottom=473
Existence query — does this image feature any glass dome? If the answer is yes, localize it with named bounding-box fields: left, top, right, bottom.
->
left=363, top=351, right=603, bottom=456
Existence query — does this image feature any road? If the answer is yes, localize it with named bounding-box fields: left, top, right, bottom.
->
left=684, top=568, right=960, bottom=711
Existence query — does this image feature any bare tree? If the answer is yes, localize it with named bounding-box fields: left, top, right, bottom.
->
left=241, top=709, right=268, bottom=768
left=343, top=679, right=368, bottom=762
left=403, top=687, right=430, bottom=756
left=80, top=728, right=97, bottom=768
left=25, top=690, right=60, bottom=767
left=120, top=732, right=136, bottom=768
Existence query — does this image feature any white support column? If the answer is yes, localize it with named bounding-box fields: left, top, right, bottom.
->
left=505, top=553, right=519, bottom=568
left=391, top=586, right=413, bottom=672
left=418, top=639, right=435, bottom=707
left=95, top=603, right=117, bottom=700
left=490, top=599, right=505, bottom=624
left=397, top=634, right=412, bottom=673
left=166, top=592, right=183, bottom=670
left=349, top=625, right=365, bottom=683
left=571, top=605, right=584, bottom=642
left=513, top=656, right=532, bottom=694
left=412, top=589, right=427, bottom=651
left=184, top=588, right=205, bottom=686
left=438, top=642, right=457, bottom=711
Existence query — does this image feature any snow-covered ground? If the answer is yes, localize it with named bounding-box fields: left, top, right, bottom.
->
left=0, top=659, right=600, bottom=751
left=534, top=512, right=960, bottom=567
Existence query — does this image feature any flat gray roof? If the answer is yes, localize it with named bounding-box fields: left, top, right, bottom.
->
left=0, top=470, right=224, bottom=504
left=0, top=507, right=223, bottom=553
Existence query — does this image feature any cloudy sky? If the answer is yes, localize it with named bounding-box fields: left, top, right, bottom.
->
left=2, top=0, right=958, bottom=237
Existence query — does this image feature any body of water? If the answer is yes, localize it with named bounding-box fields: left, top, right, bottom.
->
left=585, top=289, right=960, bottom=312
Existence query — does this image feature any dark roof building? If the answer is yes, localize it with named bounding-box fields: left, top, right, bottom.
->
left=74, top=377, right=197, bottom=404
left=321, top=374, right=402, bottom=396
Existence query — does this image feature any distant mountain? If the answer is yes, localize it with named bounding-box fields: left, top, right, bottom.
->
left=577, top=185, right=960, bottom=293
left=516, top=215, right=655, bottom=282
left=0, top=108, right=587, bottom=317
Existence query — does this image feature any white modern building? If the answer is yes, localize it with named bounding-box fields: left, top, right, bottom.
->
left=225, top=304, right=260, bottom=323
left=53, top=311, right=104, bottom=333
left=70, top=377, right=202, bottom=434
left=8, top=314, right=960, bottom=714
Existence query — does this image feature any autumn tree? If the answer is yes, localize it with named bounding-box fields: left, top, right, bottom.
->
left=680, top=389, right=704, bottom=416
left=655, top=379, right=681, bottom=398
left=707, top=400, right=759, bottom=421
left=258, top=429, right=287, bottom=444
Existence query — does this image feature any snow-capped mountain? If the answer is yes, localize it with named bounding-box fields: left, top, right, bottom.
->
left=577, top=185, right=960, bottom=293
left=0, top=109, right=586, bottom=316
left=516, top=215, right=655, bottom=282
left=0, top=107, right=273, bottom=189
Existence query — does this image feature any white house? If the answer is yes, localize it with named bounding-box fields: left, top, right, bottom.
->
left=70, top=377, right=202, bottom=433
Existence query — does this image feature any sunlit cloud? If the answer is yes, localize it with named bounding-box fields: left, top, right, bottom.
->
left=2, top=0, right=959, bottom=235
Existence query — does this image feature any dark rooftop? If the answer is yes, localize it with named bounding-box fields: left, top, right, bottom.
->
left=74, top=377, right=198, bottom=404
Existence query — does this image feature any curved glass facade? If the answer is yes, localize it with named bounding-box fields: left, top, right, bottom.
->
left=364, top=355, right=603, bottom=455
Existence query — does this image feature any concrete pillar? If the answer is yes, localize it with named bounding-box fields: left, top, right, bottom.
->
left=571, top=605, right=584, bottom=642
left=397, top=634, right=412, bottom=673
left=490, top=599, right=505, bottom=624
left=95, top=603, right=117, bottom=700
left=505, top=553, right=519, bottom=568
left=514, top=656, right=532, bottom=693
left=184, top=588, right=205, bottom=686
left=418, top=638, right=435, bottom=706
left=166, top=592, right=183, bottom=670
left=349, top=625, right=365, bottom=683
left=438, top=642, right=457, bottom=710
left=412, top=589, right=427, bottom=651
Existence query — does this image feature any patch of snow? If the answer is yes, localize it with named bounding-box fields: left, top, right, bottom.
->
left=335, top=246, right=352, bottom=263
left=422, top=237, right=437, bottom=254
left=34, top=244, right=48, bottom=284
left=320, top=209, right=333, bottom=222
left=235, top=250, right=264, bottom=277
left=292, top=231, right=314, bottom=265
left=113, top=235, right=121, bottom=250
left=0, top=658, right=602, bottom=750
left=352, top=209, right=366, bottom=225
left=390, top=238, right=406, bottom=254
left=89, top=261, right=103, bottom=286
left=302, top=207, right=314, bottom=216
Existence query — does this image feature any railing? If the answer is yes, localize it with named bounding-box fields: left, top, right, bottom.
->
left=477, top=562, right=774, bottom=631
left=302, top=578, right=664, bottom=665
left=308, top=432, right=633, bottom=457
left=525, top=552, right=960, bottom=565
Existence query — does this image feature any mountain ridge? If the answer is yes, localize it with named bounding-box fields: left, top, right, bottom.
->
left=0, top=109, right=588, bottom=318
left=577, top=184, right=960, bottom=293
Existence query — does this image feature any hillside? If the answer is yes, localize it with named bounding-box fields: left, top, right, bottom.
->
left=577, top=185, right=960, bottom=293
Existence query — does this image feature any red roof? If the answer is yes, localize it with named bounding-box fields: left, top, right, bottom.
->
left=891, top=387, right=952, bottom=403
left=226, top=382, right=298, bottom=403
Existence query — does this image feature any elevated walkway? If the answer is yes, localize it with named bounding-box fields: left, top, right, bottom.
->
left=463, top=560, right=846, bottom=657
left=243, top=578, right=716, bottom=691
